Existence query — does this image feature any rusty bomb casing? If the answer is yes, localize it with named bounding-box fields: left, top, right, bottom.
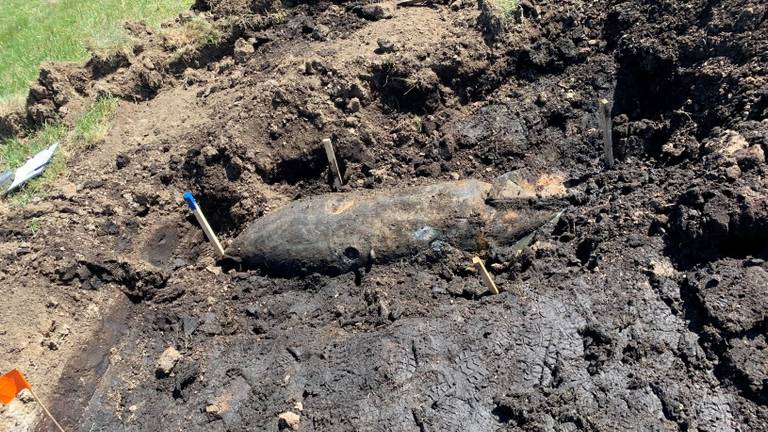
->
left=226, top=170, right=567, bottom=275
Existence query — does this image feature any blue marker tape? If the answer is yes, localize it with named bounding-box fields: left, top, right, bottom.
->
left=183, top=191, right=197, bottom=210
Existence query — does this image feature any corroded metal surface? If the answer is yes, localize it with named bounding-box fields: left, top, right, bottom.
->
left=227, top=171, right=566, bottom=275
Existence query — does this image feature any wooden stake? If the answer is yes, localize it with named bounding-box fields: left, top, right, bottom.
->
left=183, top=192, right=225, bottom=256
left=472, top=256, right=499, bottom=295
left=322, top=138, right=343, bottom=189
left=597, top=98, right=614, bottom=169
left=27, top=387, right=66, bottom=432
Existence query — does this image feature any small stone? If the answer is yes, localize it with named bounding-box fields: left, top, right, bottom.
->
left=182, top=316, right=199, bottom=337
left=83, top=179, right=105, bottom=189
left=60, top=182, right=77, bottom=199
left=346, top=97, right=361, bottom=113
left=245, top=305, right=260, bottom=317
left=200, top=312, right=222, bottom=335
left=661, top=141, right=685, bottom=158
left=45, top=340, right=60, bottom=351
left=128, top=405, right=138, bottom=412
left=278, top=411, right=300, bottom=430
left=717, top=130, right=749, bottom=156
left=725, top=164, right=742, bottom=180
left=172, top=258, right=188, bottom=270
left=287, top=346, right=305, bottom=362
left=101, top=220, right=119, bottom=235
left=206, top=403, right=222, bottom=415
left=156, top=346, right=181, bottom=377
left=233, top=38, right=255, bottom=63
left=311, top=24, right=330, bottom=41
left=389, top=305, right=402, bottom=321
left=375, top=38, right=397, bottom=54
left=75, top=264, right=92, bottom=281
left=205, top=265, right=222, bottom=275
left=735, top=145, right=765, bottom=171
left=378, top=300, right=390, bottom=319
left=17, top=389, right=34, bottom=404
left=304, top=59, right=325, bottom=75
left=432, top=285, right=447, bottom=297
left=200, top=145, right=218, bottom=163
left=627, top=234, right=645, bottom=248
left=344, top=116, right=359, bottom=128
left=354, top=4, right=393, bottom=20
left=649, top=260, right=678, bottom=279
left=415, top=162, right=441, bottom=177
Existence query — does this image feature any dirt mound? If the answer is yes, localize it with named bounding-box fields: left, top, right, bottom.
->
left=607, top=1, right=768, bottom=160
left=2, top=0, right=768, bottom=431
left=193, top=0, right=281, bottom=16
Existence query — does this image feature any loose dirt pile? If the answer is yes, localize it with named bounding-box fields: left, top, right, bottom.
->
left=1, top=0, right=767, bottom=431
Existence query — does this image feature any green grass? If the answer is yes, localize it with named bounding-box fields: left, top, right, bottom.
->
left=0, top=0, right=194, bottom=102
left=27, top=217, right=42, bottom=236
left=163, top=15, right=223, bottom=48
left=72, top=95, right=119, bottom=147
left=494, top=0, right=518, bottom=17
left=0, top=122, right=66, bottom=173
left=1, top=95, right=118, bottom=205
left=162, top=15, right=223, bottom=62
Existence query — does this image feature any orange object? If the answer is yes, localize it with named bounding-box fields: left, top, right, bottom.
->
left=0, top=369, right=31, bottom=404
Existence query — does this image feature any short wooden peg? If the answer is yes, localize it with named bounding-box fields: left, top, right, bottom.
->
left=472, top=256, right=499, bottom=295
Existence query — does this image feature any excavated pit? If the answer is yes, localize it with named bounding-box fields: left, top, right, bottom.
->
left=1, top=0, right=767, bottom=431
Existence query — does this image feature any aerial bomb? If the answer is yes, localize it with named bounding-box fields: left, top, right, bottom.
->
left=226, top=169, right=568, bottom=276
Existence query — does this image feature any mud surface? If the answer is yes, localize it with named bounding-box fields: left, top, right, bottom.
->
left=1, top=0, right=768, bottom=431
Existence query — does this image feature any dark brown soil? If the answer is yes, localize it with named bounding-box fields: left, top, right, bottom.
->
left=1, top=0, right=768, bottom=431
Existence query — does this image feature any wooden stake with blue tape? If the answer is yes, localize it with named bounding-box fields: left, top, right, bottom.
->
left=184, top=192, right=225, bottom=256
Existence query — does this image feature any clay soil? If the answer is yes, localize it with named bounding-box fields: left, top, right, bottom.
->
left=1, top=0, right=768, bottom=431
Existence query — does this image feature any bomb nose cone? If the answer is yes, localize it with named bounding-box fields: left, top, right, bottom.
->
left=488, top=168, right=567, bottom=203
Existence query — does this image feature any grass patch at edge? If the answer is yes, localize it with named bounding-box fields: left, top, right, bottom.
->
left=0, top=0, right=194, bottom=102
left=1, top=95, right=119, bottom=206
left=494, top=0, right=519, bottom=18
